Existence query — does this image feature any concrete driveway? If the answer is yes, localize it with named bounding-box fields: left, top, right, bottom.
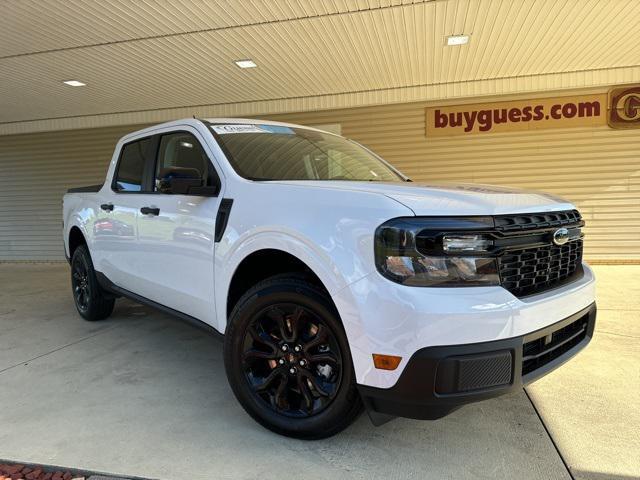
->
left=0, top=264, right=637, bottom=480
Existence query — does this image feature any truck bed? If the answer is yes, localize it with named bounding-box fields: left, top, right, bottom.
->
left=67, top=184, right=102, bottom=193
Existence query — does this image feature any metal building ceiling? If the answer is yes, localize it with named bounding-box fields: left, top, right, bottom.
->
left=1, top=0, right=639, bottom=134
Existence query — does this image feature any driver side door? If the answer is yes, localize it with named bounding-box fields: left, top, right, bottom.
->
left=134, top=129, right=223, bottom=325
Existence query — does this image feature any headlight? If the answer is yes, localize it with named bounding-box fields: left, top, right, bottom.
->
left=442, top=234, right=494, bottom=253
left=374, top=217, right=500, bottom=287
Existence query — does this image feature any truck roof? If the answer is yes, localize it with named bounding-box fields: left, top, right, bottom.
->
left=120, top=118, right=331, bottom=144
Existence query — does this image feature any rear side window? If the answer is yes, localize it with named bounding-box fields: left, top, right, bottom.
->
left=114, top=138, right=152, bottom=192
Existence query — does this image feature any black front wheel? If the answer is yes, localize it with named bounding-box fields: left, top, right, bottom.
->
left=224, top=275, right=362, bottom=439
left=70, top=245, right=115, bottom=321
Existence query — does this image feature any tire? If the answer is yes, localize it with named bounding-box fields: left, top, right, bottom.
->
left=70, top=245, right=115, bottom=321
left=224, top=275, right=363, bottom=439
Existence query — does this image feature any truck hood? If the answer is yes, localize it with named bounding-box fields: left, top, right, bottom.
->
left=271, top=181, right=575, bottom=216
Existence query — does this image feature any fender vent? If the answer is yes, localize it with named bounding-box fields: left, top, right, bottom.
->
left=214, top=198, right=233, bottom=242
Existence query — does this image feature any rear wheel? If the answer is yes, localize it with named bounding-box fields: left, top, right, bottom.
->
left=224, top=275, right=362, bottom=439
left=70, top=245, right=115, bottom=321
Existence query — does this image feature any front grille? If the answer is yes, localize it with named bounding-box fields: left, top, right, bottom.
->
left=494, top=210, right=582, bottom=232
left=522, top=314, right=589, bottom=375
left=498, top=239, right=583, bottom=297
left=494, top=209, right=584, bottom=297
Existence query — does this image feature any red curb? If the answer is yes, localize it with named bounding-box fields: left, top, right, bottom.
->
left=0, top=464, right=78, bottom=480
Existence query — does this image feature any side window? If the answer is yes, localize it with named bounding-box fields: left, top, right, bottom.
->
left=114, top=138, right=152, bottom=192
left=155, top=132, right=214, bottom=192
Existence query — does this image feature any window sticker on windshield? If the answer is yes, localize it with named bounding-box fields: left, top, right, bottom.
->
left=259, top=125, right=295, bottom=134
left=211, top=124, right=268, bottom=134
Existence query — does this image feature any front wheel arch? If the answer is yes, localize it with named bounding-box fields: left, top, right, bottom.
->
left=226, top=249, right=332, bottom=322
left=68, top=225, right=87, bottom=260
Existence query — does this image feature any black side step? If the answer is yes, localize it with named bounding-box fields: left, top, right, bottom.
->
left=95, top=271, right=224, bottom=340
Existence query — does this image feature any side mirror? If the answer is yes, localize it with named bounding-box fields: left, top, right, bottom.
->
left=187, top=185, right=219, bottom=197
left=169, top=177, right=202, bottom=195
left=158, top=167, right=202, bottom=194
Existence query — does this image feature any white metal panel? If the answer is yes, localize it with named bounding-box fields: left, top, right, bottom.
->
left=0, top=0, right=421, bottom=57
left=1, top=0, right=639, bottom=134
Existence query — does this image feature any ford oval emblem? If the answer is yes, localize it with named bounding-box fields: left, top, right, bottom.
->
left=553, top=227, right=570, bottom=246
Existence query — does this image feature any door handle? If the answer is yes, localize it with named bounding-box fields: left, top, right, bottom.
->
left=140, top=206, right=160, bottom=216
left=100, top=203, right=114, bottom=211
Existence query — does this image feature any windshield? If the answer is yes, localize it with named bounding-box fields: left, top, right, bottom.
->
left=210, top=124, right=404, bottom=182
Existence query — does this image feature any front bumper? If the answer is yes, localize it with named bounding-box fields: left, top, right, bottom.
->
left=358, top=302, right=596, bottom=423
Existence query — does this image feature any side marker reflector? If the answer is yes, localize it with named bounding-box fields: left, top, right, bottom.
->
left=372, top=354, right=402, bottom=370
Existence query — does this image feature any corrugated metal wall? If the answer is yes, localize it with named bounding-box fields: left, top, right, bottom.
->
left=0, top=125, right=141, bottom=260
left=271, top=102, right=640, bottom=262
left=1, top=96, right=638, bottom=261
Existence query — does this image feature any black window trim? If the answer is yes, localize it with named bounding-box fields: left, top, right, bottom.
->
left=111, top=135, right=157, bottom=194
left=111, top=130, right=221, bottom=197
left=152, top=129, right=221, bottom=197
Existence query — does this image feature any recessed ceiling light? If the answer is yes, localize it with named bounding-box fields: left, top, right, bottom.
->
left=234, top=59, right=257, bottom=69
left=446, top=35, right=469, bottom=46
left=63, top=80, right=86, bottom=87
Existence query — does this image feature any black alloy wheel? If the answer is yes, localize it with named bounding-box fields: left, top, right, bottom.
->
left=224, top=275, right=362, bottom=439
left=72, top=255, right=91, bottom=313
left=70, top=245, right=115, bottom=321
left=241, top=303, right=343, bottom=418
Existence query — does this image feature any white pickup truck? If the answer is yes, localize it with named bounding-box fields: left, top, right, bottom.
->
left=63, top=118, right=596, bottom=439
